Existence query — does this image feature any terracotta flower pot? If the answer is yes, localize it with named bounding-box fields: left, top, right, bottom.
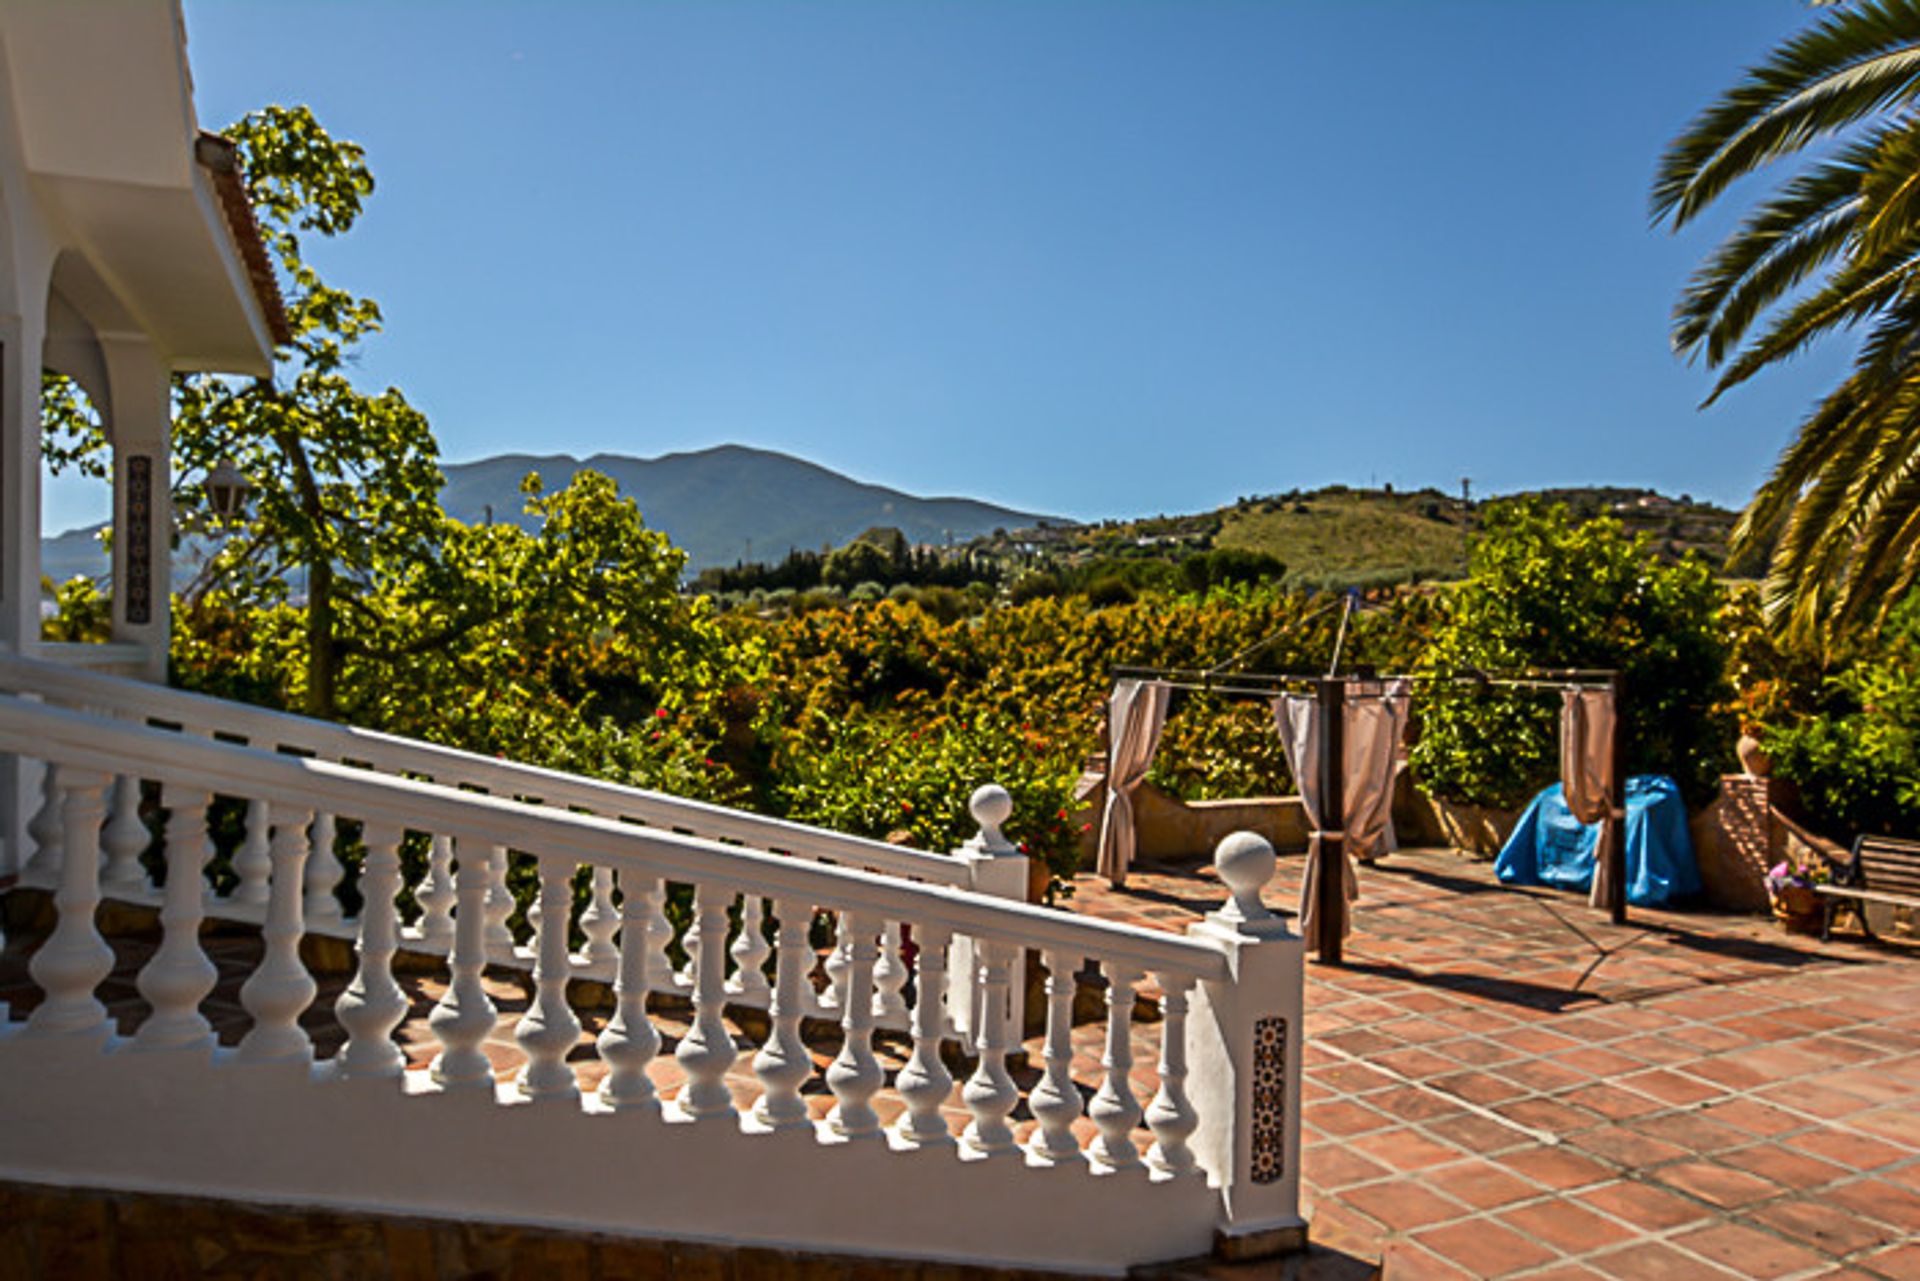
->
left=1770, top=883, right=1822, bottom=935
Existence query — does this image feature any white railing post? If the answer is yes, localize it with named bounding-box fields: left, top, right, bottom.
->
left=413, top=832, right=456, bottom=952
left=597, top=867, right=662, bottom=1115
left=236, top=803, right=317, bottom=1064
left=1186, top=831, right=1308, bottom=1260
left=751, top=895, right=815, bottom=1132
left=949, top=784, right=1029, bottom=1043
left=131, top=785, right=216, bottom=1050
left=100, top=774, right=150, bottom=898
left=335, top=822, right=408, bottom=1078
left=21, top=760, right=63, bottom=888
left=515, top=854, right=583, bottom=1101
left=304, top=812, right=344, bottom=930
left=230, top=798, right=272, bottom=909
left=25, top=768, right=111, bottom=1038
left=428, top=838, right=498, bottom=1090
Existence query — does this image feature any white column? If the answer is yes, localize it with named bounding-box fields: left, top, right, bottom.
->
left=428, top=838, right=498, bottom=1090
left=100, top=774, right=150, bottom=898
left=230, top=798, right=272, bottom=909
left=891, top=921, right=955, bottom=1148
left=750, top=895, right=814, bottom=1132
left=236, top=803, right=317, bottom=1063
left=0, top=304, right=49, bottom=878
left=1146, top=973, right=1200, bottom=1179
left=412, top=832, right=456, bottom=952
left=515, top=854, right=582, bottom=1101
left=25, top=769, right=111, bottom=1038
left=1088, top=960, right=1144, bottom=1174
left=596, top=867, right=662, bottom=1115
left=1025, top=948, right=1085, bottom=1164
left=674, top=882, right=737, bottom=1122
left=335, top=822, right=408, bottom=1078
left=960, top=938, right=1020, bottom=1159
left=825, top=910, right=883, bottom=1141
left=578, top=864, right=618, bottom=971
left=303, top=813, right=344, bottom=929
left=132, top=785, right=216, bottom=1050
left=1187, top=832, right=1308, bottom=1258
left=726, top=894, right=771, bottom=1003
left=100, top=336, right=172, bottom=681
left=483, top=845, right=516, bottom=963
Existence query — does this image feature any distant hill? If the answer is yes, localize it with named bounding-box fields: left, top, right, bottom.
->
left=40, top=444, right=1059, bottom=583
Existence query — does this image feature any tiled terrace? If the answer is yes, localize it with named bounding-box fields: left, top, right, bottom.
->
left=3, top=848, right=1917, bottom=1279
left=1082, top=850, right=1920, bottom=1280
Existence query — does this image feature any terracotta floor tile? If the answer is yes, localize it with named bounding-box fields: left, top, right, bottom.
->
left=1423, top=1157, right=1541, bottom=1211
left=1498, top=1146, right=1614, bottom=1192
left=1414, top=1219, right=1556, bottom=1277
left=1671, top=1221, right=1830, bottom=1279
left=1338, top=1181, right=1468, bottom=1233
left=1588, top=1240, right=1743, bottom=1280
left=1651, top=1159, right=1783, bottom=1210
left=1575, top=1177, right=1711, bottom=1233
left=1751, top=1199, right=1902, bottom=1258
left=1823, top=1176, right=1920, bottom=1231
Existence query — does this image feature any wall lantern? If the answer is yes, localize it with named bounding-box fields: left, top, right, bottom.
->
left=204, top=459, right=252, bottom=521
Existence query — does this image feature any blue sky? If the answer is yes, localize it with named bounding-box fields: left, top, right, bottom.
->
left=45, top=0, right=1858, bottom=531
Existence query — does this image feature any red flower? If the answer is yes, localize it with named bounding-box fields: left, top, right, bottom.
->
left=655, top=707, right=670, bottom=719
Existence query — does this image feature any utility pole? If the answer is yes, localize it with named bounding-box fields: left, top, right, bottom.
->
left=1459, top=476, right=1472, bottom=569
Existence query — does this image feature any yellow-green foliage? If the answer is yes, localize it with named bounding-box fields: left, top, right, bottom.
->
left=1215, top=494, right=1467, bottom=589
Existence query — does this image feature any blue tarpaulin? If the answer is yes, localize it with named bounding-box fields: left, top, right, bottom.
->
left=1494, top=775, right=1701, bottom=908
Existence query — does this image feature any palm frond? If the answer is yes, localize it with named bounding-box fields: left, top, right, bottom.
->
left=1654, top=0, right=1920, bottom=227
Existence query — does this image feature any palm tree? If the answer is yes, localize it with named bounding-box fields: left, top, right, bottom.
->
left=1653, top=0, right=1920, bottom=643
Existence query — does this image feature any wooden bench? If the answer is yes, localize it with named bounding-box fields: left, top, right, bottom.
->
left=1817, top=834, right=1920, bottom=941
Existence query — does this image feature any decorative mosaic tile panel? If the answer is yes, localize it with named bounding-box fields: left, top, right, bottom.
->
left=125, top=455, right=153, bottom=626
left=1251, top=1014, right=1286, bottom=1184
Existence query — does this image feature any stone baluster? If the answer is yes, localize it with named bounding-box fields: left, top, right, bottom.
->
left=22, top=762, right=64, bottom=886
left=413, top=833, right=456, bottom=952
left=303, top=812, right=344, bottom=929
left=237, top=803, right=317, bottom=1063
left=428, top=838, right=498, bottom=1090
left=483, top=845, right=516, bottom=963
left=132, top=786, right=218, bottom=1050
left=820, top=916, right=851, bottom=1012
left=515, top=855, right=583, bottom=1101
left=751, top=896, right=815, bottom=1132
left=639, top=876, right=675, bottom=991
left=26, top=769, right=111, bottom=1037
left=1145, top=972, right=1200, bottom=1178
left=230, top=798, right=272, bottom=908
left=892, top=921, right=955, bottom=1148
left=826, top=910, right=884, bottom=1141
left=961, top=939, right=1020, bottom=1159
left=727, top=894, right=771, bottom=1002
left=597, top=867, right=662, bottom=1115
left=871, top=920, right=908, bottom=1024
left=335, top=823, right=408, bottom=1078
left=674, top=883, right=738, bottom=1122
left=1026, top=948, right=1086, bottom=1164
left=677, top=905, right=702, bottom=991
left=100, top=775, right=150, bottom=897
left=1087, top=960, right=1144, bottom=1173
left=579, top=865, right=619, bottom=971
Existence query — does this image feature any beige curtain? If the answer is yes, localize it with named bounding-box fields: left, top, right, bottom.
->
left=1346, top=679, right=1411, bottom=862
left=1275, top=684, right=1411, bottom=943
left=1097, top=679, right=1171, bottom=885
left=1561, top=687, right=1620, bottom=908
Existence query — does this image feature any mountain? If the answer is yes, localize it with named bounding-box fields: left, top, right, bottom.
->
left=39, top=444, right=1060, bottom=584
left=440, top=446, right=1057, bottom=570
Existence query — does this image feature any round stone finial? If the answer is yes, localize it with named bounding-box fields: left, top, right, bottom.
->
left=969, top=783, right=1014, bottom=850
left=1214, top=830, right=1276, bottom=923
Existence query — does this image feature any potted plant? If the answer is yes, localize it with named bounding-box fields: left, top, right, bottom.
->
left=1766, top=858, right=1829, bottom=935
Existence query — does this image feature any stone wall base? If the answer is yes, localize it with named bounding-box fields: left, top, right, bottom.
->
left=0, top=1178, right=1086, bottom=1281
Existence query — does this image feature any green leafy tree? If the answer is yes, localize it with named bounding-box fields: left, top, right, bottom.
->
left=1654, top=0, right=1920, bottom=641
left=1410, top=500, right=1732, bottom=809
left=44, top=105, right=443, bottom=718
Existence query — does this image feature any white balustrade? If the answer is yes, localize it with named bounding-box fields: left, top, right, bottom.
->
left=414, top=832, right=456, bottom=952
left=236, top=803, right=317, bottom=1063
left=26, top=769, right=111, bottom=1037
left=303, top=812, right=344, bottom=929
left=1087, top=961, right=1145, bottom=1173
left=579, top=864, right=619, bottom=970
left=960, top=940, right=1021, bottom=1159
left=101, top=774, right=150, bottom=897
left=515, top=855, right=583, bottom=1101
left=891, top=921, right=955, bottom=1148
left=428, top=838, right=498, bottom=1090
left=871, top=920, right=908, bottom=1023
left=132, top=785, right=217, bottom=1050
left=596, top=867, right=661, bottom=1115
left=750, top=896, right=814, bottom=1132
left=675, top=883, right=737, bottom=1122
left=726, top=894, right=771, bottom=1002
left=336, top=822, right=409, bottom=1078
left=820, top=918, right=851, bottom=1013
left=825, top=911, right=884, bottom=1141
left=21, top=761, right=63, bottom=886
left=483, top=845, right=516, bottom=963
left=1026, top=948, right=1085, bottom=1164
left=1145, top=974, right=1199, bottom=1178
left=230, top=798, right=272, bottom=908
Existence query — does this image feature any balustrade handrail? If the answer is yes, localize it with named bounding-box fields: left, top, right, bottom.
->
left=0, top=692, right=1229, bottom=982
left=3, top=649, right=964, bottom=885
